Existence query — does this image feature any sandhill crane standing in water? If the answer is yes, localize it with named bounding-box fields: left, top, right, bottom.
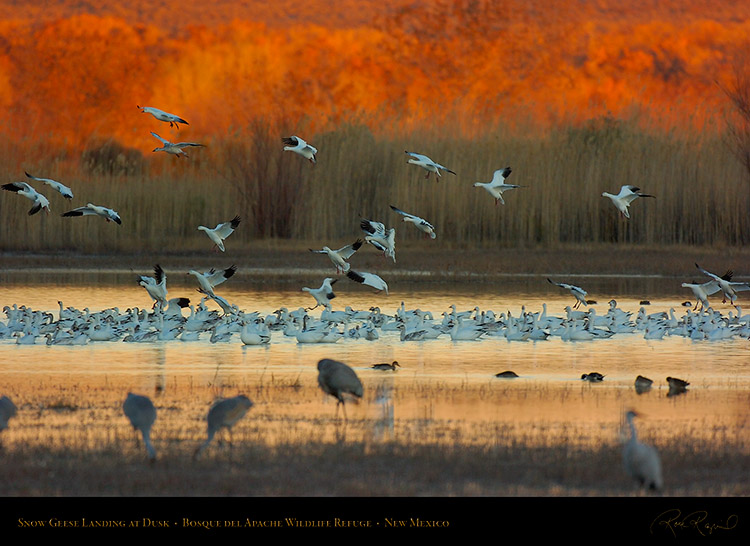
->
left=122, top=393, right=157, bottom=462
left=0, top=395, right=18, bottom=432
left=317, top=359, right=363, bottom=421
left=623, top=410, right=663, bottom=491
left=194, top=395, right=253, bottom=459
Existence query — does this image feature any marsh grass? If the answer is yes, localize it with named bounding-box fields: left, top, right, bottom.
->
left=0, top=377, right=746, bottom=496
left=2, top=117, right=749, bottom=254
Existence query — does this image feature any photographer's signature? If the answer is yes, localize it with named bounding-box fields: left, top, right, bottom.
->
left=650, top=509, right=738, bottom=537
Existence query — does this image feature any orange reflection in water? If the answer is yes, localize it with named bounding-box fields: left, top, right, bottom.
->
left=1, top=284, right=748, bottom=456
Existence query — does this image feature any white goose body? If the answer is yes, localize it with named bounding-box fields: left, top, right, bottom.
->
left=25, top=172, right=73, bottom=199
left=405, top=151, right=456, bottom=179
left=138, top=105, right=189, bottom=128
left=282, top=136, right=317, bottom=163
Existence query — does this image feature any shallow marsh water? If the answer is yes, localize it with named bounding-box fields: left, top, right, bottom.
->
left=0, top=273, right=748, bottom=496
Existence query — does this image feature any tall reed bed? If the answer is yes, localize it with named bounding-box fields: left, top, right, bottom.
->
left=0, top=117, right=747, bottom=253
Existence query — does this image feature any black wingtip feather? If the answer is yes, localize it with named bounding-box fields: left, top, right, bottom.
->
left=347, top=271, right=365, bottom=283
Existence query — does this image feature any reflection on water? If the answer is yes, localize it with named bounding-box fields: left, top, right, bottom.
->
left=0, top=278, right=748, bottom=454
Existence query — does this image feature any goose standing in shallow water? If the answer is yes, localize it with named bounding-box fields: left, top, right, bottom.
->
left=137, top=105, right=189, bottom=129
left=2, top=182, right=50, bottom=215
left=282, top=136, right=317, bottom=164
left=602, top=185, right=655, bottom=219
left=198, top=215, right=241, bottom=252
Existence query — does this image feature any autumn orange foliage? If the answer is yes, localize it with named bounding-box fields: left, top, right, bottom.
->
left=0, top=0, right=748, bottom=155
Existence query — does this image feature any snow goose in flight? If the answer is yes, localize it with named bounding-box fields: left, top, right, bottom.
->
left=694, top=263, right=750, bottom=308
left=302, top=277, right=338, bottom=311
left=198, top=288, right=237, bottom=316
left=25, top=172, right=73, bottom=199
left=1, top=182, right=50, bottom=215
left=138, top=264, right=168, bottom=309
left=601, top=185, right=655, bottom=219
left=150, top=132, right=204, bottom=158
left=360, top=216, right=396, bottom=262
left=137, top=105, right=189, bottom=129
left=310, top=239, right=363, bottom=274
left=198, top=215, right=240, bottom=252
left=282, top=136, right=317, bottom=164
left=405, top=151, right=456, bottom=180
left=473, top=167, right=522, bottom=206
left=61, top=203, right=121, bottom=224
left=390, top=205, right=436, bottom=239
left=547, top=278, right=588, bottom=309
left=188, top=265, right=237, bottom=296
left=346, top=270, right=389, bottom=295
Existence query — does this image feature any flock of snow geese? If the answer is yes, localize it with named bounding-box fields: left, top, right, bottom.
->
left=1, top=105, right=746, bottom=490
